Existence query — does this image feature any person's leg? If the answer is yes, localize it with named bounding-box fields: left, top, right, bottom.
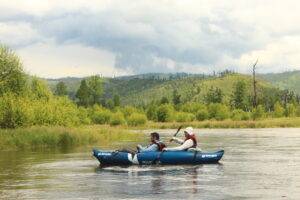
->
left=117, top=147, right=138, bottom=154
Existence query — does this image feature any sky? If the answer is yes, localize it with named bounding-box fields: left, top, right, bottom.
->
left=1, top=0, right=300, bottom=78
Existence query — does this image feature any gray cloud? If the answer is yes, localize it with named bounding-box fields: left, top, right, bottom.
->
left=1, top=1, right=300, bottom=75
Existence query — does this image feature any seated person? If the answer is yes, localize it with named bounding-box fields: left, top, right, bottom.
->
left=163, top=127, right=201, bottom=151
left=114, top=132, right=165, bottom=155
left=137, top=132, right=165, bottom=152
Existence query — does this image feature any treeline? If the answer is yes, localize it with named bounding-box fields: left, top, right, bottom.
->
left=1, top=45, right=300, bottom=129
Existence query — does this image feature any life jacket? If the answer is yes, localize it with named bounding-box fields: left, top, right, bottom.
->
left=184, top=135, right=198, bottom=148
left=151, top=140, right=166, bottom=151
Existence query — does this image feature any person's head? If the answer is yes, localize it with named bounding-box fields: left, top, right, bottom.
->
left=150, top=132, right=160, bottom=142
left=184, top=127, right=194, bottom=138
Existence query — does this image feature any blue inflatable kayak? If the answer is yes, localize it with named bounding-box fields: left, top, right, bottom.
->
left=93, top=149, right=224, bottom=166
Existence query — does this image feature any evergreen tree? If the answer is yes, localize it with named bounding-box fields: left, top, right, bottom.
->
left=172, top=89, right=181, bottom=105
left=231, top=80, right=248, bottom=110
left=205, top=86, right=223, bottom=104
left=160, top=96, right=169, bottom=104
left=113, top=93, right=121, bottom=107
left=54, top=81, right=67, bottom=96
left=88, top=75, right=103, bottom=105
left=76, top=79, right=90, bottom=107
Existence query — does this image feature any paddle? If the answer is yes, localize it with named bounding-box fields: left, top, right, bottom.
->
left=152, top=126, right=182, bottom=164
left=166, top=125, right=183, bottom=146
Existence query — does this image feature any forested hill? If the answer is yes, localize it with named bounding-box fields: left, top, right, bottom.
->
left=46, top=72, right=281, bottom=107
left=258, top=70, right=300, bottom=94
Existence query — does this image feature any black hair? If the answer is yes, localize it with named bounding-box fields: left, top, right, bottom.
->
left=150, top=132, right=160, bottom=140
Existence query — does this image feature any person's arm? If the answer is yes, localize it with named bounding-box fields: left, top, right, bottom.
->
left=164, top=139, right=194, bottom=151
left=172, top=137, right=184, bottom=144
left=139, top=144, right=159, bottom=152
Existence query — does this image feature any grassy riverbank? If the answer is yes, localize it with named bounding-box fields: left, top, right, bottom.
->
left=0, top=125, right=143, bottom=150
left=135, top=117, right=300, bottom=129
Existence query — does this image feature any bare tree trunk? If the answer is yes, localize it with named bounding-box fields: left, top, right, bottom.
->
left=252, top=59, right=258, bottom=108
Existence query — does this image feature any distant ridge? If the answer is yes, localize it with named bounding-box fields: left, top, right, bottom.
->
left=258, top=70, right=300, bottom=94
left=44, top=71, right=283, bottom=106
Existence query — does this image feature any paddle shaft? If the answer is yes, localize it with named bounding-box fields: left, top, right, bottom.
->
left=166, top=126, right=182, bottom=146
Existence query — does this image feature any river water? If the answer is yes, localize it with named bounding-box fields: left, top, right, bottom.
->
left=0, top=128, right=300, bottom=200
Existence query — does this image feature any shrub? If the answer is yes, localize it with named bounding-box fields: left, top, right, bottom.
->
left=208, top=103, right=229, bottom=120
left=121, top=106, right=139, bottom=119
left=77, top=107, right=91, bottom=125
left=231, top=109, right=249, bottom=121
left=180, top=102, right=205, bottom=114
left=109, top=112, right=126, bottom=126
left=196, top=108, right=209, bottom=121
left=296, top=106, right=300, bottom=117
left=175, top=112, right=195, bottom=122
left=88, top=105, right=112, bottom=124
left=273, top=102, right=285, bottom=118
left=157, top=104, right=173, bottom=122
left=252, top=105, right=265, bottom=120
left=146, top=104, right=158, bottom=122
left=0, top=92, right=34, bottom=128
left=127, top=113, right=147, bottom=126
left=285, top=104, right=296, bottom=117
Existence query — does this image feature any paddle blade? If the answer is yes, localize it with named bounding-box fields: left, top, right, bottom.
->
left=174, top=125, right=183, bottom=137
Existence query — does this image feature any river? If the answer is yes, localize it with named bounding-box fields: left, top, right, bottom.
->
left=0, top=128, right=300, bottom=199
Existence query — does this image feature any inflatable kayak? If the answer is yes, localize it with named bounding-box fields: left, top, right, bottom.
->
left=93, top=149, right=224, bottom=166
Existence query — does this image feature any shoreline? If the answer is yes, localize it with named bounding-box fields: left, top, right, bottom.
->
left=1, top=118, right=300, bottom=150
left=133, top=117, right=300, bottom=129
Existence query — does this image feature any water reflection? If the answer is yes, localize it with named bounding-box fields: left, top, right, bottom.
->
left=1, top=128, right=300, bottom=199
left=96, top=164, right=224, bottom=198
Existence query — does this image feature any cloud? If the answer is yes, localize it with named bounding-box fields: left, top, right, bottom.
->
left=18, top=42, right=121, bottom=78
left=1, top=0, right=300, bottom=77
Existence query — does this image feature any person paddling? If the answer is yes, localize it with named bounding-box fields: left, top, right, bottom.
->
left=163, top=127, right=201, bottom=151
left=113, top=132, right=165, bottom=155
left=137, top=132, right=166, bottom=152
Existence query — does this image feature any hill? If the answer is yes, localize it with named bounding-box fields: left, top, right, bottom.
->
left=45, top=73, right=280, bottom=106
left=117, top=73, right=276, bottom=106
left=258, top=70, right=300, bottom=94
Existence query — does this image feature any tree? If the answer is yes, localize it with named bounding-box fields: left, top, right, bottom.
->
left=146, top=103, right=158, bottom=121
left=76, top=79, right=90, bottom=107
left=0, top=45, right=28, bottom=96
left=205, top=86, right=223, bottom=104
left=157, top=104, right=173, bottom=122
left=113, top=93, right=121, bottom=107
left=273, top=102, right=285, bottom=118
left=252, top=59, right=258, bottom=108
left=54, top=81, right=67, bottom=96
left=172, top=89, right=181, bottom=105
left=231, top=80, right=248, bottom=110
left=31, top=77, right=52, bottom=100
left=160, top=96, right=169, bottom=104
left=208, top=103, right=229, bottom=120
left=285, top=104, right=296, bottom=117
left=88, top=75, right=103, bottom=105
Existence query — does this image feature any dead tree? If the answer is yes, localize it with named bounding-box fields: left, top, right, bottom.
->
left=252, top=59, right=258, bottom=108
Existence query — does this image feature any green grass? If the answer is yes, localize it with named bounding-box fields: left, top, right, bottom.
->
left=0, top=125, right=143, bottom=150
left=133, top=117, right=300, bottom=129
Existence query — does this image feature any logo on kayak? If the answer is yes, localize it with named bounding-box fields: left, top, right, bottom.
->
left=202, top=154, right=217, bottom=158
left=98, top=153, right=111, bottom=156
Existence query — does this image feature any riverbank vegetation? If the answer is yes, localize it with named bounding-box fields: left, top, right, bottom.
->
left=1, top=44, right=300, bottom=132
left=0, top=125, right=141, bottom=150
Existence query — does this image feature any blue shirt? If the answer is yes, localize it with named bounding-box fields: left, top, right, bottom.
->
left=139, top=140, right=163, bottom=152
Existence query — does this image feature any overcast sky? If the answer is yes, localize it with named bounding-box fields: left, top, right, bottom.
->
left=1, top=0, right=300, bottom=78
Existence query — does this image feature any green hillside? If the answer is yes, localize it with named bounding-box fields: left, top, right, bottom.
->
left=259, top=70, right=300, bottom=94
left=118, top=73, right=275, bottom=106
left=46, top=73, right=279, bottom=106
